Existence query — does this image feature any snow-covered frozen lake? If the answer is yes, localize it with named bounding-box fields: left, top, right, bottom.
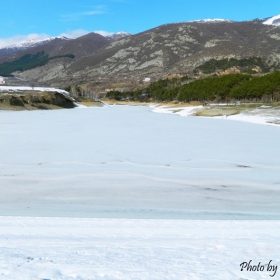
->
left=0, top=105, right=280, bottom=219
left=1, top=105, right=280, bottom=279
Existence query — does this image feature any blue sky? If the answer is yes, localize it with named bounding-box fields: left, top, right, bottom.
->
left=0, top=0, right=279, bottom=47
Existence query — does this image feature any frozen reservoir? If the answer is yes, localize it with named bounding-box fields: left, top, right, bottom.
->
left=0, top=105, right=279, bottom=219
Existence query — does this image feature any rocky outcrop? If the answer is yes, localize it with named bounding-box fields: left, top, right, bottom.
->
left=0, top=91, right=77, bottom=110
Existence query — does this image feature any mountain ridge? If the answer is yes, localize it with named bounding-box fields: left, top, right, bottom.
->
left=1, top=15, right=280, bottom=91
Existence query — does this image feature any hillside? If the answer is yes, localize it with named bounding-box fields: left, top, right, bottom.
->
left=1, top=18, right=280, bottom=92
left=68, top=21, right=280, bottom=75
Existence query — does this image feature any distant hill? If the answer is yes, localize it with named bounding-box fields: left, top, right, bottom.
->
left=0, top=33, right=111, bottom=63
left=0, top=36, right=70, bottom=58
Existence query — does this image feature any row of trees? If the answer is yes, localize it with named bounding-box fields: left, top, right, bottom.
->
left=178, top=74, right=251, bottom=102
left=106, top=71, right=280, bottom=103
left=65, top=85, right=99, bottom=100
left=230, top=71, right=280, bottom=101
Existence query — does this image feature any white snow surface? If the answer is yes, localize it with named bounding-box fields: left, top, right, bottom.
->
left=106, top=31, right=131, bottom=37
left=0, top=86, right=68, bottom=94
left=0, top=217, right=279, bottom=280
left=263, top=14, right=280, bottom=25
left=188, top=18, right=232, bottom=23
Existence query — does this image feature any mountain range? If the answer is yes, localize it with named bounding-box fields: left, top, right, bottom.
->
left=0, top=32, right=131, bottom=60
left=1, top=15, right=280, bottom=93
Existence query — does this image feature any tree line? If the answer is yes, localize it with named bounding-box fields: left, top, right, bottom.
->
left=106, top=71, right=280, bottom=103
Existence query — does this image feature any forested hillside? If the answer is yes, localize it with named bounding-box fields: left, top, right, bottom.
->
left=194, top=57, right=272, bottom=74
left=0, top=51, right=74, bottom=76
left=106, top=71, right=280, bottom=103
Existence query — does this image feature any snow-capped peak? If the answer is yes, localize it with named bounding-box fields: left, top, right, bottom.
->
left=188, top=18, right=232, bottom=23
left=106, top=32, right=131, bottom=40
left=263, top=14, right=280, bottom=26
left=3, top=36, right=70, bottom=50
left=115, top=31, right=131, bottom=36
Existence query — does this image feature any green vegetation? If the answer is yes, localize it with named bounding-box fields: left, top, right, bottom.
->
left=229, top=71, right=280, bottom=101
left=178, top=74, right=251, bottom=102
left=194, top=57, right=271, bottom=74
left=49, top=54, right=75, bottom=60
left=0, top=51, right=75, bottom=76
left=106, top=71, right=280, bottom=103
left=106, top=89, right=144, bottom=101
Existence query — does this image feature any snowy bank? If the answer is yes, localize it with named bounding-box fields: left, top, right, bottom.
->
left=0, top=86, right=68, bottom=95
left=0, top=217, right=279, bottom=280
left=150, top=104, right=280, bottom=127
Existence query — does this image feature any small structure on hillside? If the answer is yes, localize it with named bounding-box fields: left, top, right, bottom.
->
left=0, top=77, right=5, bottom=84
left=143, top=77, right=151, bottom=83
left=105, top=88, right=114, bottom=92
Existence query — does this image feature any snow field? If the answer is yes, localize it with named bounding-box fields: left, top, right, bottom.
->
left=0, top=217, right=279, bottom=280
left=0, top=86, right=68, bottom=94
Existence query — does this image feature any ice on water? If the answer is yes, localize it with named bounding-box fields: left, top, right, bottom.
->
left=0, top=105, right=280, bottom=219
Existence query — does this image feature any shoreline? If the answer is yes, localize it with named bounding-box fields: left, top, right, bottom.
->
left=1, top=89, right=280, bottom=127
left=77, top=99, right=280, bottom=127
left=146, top=102, right=280, bottom=127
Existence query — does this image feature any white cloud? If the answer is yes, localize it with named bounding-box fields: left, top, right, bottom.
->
left=0, top=33, right=50, bottom=48
left=59, top=29, right=89, bottom=39
left=93, top=30, right=114, bottom=37
left=61, top=6, right=107, bottom=22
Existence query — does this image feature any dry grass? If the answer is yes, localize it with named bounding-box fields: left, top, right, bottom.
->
left=79, top=101, right=103, bottom=107
left=101, top=99, right=150, bottom=106
left=0, top=103, right=64, bottom=111
left=195, top=107, right=241, bottom=117
left=101, top=99, right=202, bottom=107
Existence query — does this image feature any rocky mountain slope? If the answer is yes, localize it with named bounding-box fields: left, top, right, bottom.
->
left=1, top=17, right=280, bottom=92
